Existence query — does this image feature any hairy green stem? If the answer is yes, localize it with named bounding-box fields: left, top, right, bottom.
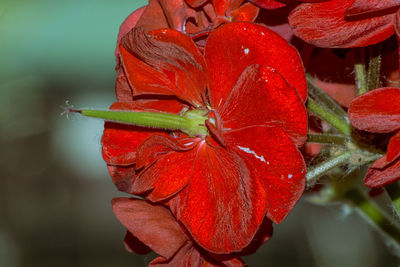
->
left=345, top=188, right=400, bottom=247
left=367, top=44, right=382, bottom=91
left=386, top=182, right=400, bottom=218
left=79, top=108, right=208, bottom=136
left=306, top=74, right=348, bottom=121
left=307, top=133, right=348, bottom=146
left=354, top=48, right=367, bottom=96
left=307, top=98, right=352, bottom=136
left=307, top=151, right=351, bottom=186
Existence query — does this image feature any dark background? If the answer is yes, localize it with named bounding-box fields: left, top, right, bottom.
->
left=0, top=0, right=398, bottom=266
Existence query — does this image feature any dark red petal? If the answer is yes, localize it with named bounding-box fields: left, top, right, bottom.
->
left=249, top=0, right=286, bottom=9
left=225, top=126, right=306, bottom=224
left=288, top=0, right=395, bottom=48
left=107, top=165, right=136, bottom=193
left=395, top=8, right=400, bottom=38
left=111, top=198, right=188, bottom=260
left=219, top=65, right=307, bottom=147
left=185, top=0, right=208, bottom=7
left=102, top=101, right=185, bottom=166
left=124, top=231, right=152, bottom=255
left=364, top=158, right=400, bottom=188
left=205, top=22, right=307, bottom=104
left=115, top=70, right=134, bottom=102
left=387, top=131, right=400, bottom=162
left=135, top=0, right=170, bottom=31
left=115, top=6, right=146, bottom=64
left=120, top=28, right=207, bottom=106
left=230, top=2, right=259, bottom=22
left=158, top=0, right=198, bottom=32
left=348, top=87, right=400, bottom=133
left=169, top=141, right=267, bottom=253
left=132, top=138, right=199, bottom=200
left=345, top=0, right=400, bottom=17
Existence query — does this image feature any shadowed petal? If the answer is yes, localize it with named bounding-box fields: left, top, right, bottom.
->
left=124, top=231, right=152, bottom=255
left=387, top=131, right=400, bottom=162
left=289, top=0, right=395, bottom=48
left=169, top=141, right=267, bottom=253
left=112, top=198, right=188, bottom=260
left=205, top=22, right=307, bottom=106
left=345, top=0, right=400, bottom=17
left=365, top=157, right=400, bottom=188
left=348, top=87, right=400, bottom=133
left=249, top=0, right=286, bottom=9
left=230, top=2, right=259, bottom=22
left=225, top=126, right=306, bottom=224
left=220, top=65, right=307, bottom=146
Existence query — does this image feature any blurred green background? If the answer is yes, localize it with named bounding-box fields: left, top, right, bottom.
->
left=0, top=1, right=398, bottom=266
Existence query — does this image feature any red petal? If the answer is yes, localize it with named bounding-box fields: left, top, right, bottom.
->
left=158, top=0, right=198, bottom=32
left=120, top=28, right=207, bottom=106
left=387, top=131, right=400, bottom=162
left=225, top=126, right=306, bottom=224
left=115, top=6, right=146, bottom=64
left=135, top=0, right=170, bottom=31
left=249, top=0, right=286, bottom=9
left=345, top=0, right=400, bottom=17
left=107, top=165, right=136, bottom=193
left=169, top=141, right=267, bottom=253
left=115, top=70, right=134, bottom=102
left=205, top=22, right=307, bottom=104
left=395, top=8, right=400, bottom=38
left=102, top=101, right=185, bottom=166
left=230, top=2, right=260, bottom=22
left=288, top=0, right=395, bottom=48
left=132, top=138, right=199, bottom=200
left=348, top=87, right=400, bottom=133
left=111, top=198, right=188, bottom=260
left=364, top=158, right=400, bottom=188
left=185, top=0, right=208, bottom=7
left=124, top=231, right=152, bottom=255
left=219, top=65, right=308, bottom=147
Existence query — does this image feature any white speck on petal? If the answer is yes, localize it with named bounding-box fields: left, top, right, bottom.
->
left=261, top=32, right=265, bottom=36
left=244, top=48, right=250, bottom=54
left=288, top=174, right=293, bottom=179
left=237, top=145, right=266, bottom=163
left=266, top=161, right=270, bottom=165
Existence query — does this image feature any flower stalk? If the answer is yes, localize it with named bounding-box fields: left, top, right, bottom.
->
left=366, top=44, right=382, bottom=91
left=354, top=48, right=367, bottom=96
left=385, top=182, right=400, bottom=218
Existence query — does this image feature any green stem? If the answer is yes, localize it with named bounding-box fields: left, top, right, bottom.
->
left=306, top=74, right=348, bottom=121
left=306, top=151, right=351, bottom=187
left=345, top=188, right=400, bottom=247
left=307, top=133, right=348, bottom=146
left=354, top=48, right=367, bottom=96
left=385, top=181, right=400, bottom=218
left=367, top=44, right=382, bottom=91
left=79, top=108, right=208, bottom=136
left=307, top=98, right=352, bottom=136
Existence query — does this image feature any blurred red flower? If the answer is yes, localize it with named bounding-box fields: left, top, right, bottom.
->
left=348, top=87, right=400, bottom=188
left=112, top=198, right=265, bottom=266
left=288, top=0, right=400, bottom=48
left=102, top=22, right=307, bottom=253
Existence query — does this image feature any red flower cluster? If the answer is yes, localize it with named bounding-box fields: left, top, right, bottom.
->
left=103, top=0, right=308, bottom=264
left=349, top=87, right=400, bottom=188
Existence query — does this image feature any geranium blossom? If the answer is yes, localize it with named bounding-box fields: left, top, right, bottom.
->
left=348, top=87, right=400, bottom=188
left=112, top=198, right=264, bottom=266
left=102, top=22, right=307, bottom=253
left=288, top=0, right=400, bottom=48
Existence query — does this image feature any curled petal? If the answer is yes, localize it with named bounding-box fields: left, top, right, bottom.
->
left=249, top=0, right=286, bottom=9
left=132, top=139, right=199, bottom=200
left=107, top=165, right=136, bottom=193
left=387, top=131, right=400, bottom=162
left=225, top=126, right=306, bottom=224
left=205, top=22, right=307, bottom=105
left=345, top=0, right=400, bottom=17
left=289, top=0, right=395, bottom=48
left=120, top=28, right=207, bottom=106
left=169, top=141, right=267, bottom=253
left=124, top=231, right=152, bottom=255
left=111, top=198, right=188, bottom=260
left=365, top=157, right=400, bottom=188
left=220, top=65, right=307, bottom=146
left=348, top=87, right=400, bottom=133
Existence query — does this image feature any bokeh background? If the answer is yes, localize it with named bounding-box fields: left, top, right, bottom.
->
left=0, top=0, right=399, bottom=266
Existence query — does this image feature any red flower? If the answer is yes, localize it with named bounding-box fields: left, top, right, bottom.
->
left=102, top=22, right=307, bottom=253
left=112, top=197, right=265, bottom=266
left=348, top=87, right=400, bottom=188
left=288, top=0, right=400, bottom=48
